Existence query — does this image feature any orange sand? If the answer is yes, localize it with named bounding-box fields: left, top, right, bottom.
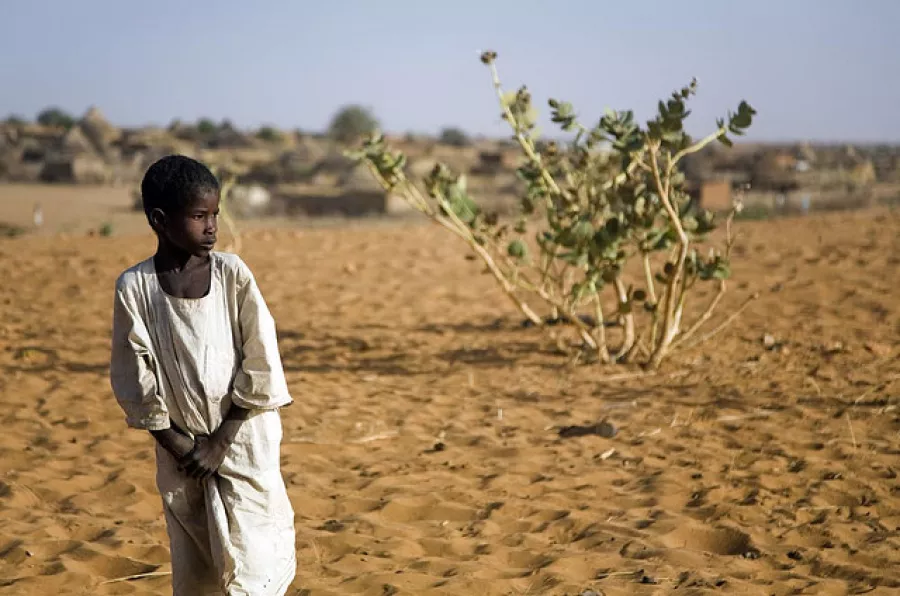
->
left=0, top=202, right=898, bottom=595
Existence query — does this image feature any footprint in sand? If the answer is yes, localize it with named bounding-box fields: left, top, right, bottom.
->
left=661, top=523, right=754, bottom=557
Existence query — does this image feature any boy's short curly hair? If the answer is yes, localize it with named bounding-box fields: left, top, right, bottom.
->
left=140, top=155, right=220, bottom=219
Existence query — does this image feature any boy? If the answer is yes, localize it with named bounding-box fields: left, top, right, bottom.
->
left=110, top=155, right=296, bottom=595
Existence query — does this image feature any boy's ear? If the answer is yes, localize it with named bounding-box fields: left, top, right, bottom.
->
left=149, top=208, right=167, bottom=234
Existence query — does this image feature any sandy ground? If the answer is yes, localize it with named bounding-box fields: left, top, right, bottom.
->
left=0, top=184, right=146, bottom=237
left=0, top=183, right=898, bottom=595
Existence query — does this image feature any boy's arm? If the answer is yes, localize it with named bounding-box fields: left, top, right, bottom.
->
left=110, top=282, right=172, bottom=432
left=150, top=425, right=195, bottom=461
left=229, top=262, right=293, bottom=410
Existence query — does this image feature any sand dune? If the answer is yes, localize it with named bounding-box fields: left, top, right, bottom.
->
left=0, top=208, right=898, bottom=595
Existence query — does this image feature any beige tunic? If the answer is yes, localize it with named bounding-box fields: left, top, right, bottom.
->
left=110, top=252, right=296, bottom=595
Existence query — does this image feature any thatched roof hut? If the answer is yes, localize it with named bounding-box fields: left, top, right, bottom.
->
left=59, top=126, right=96, bottom=155
left=79, top=106, right=120, bottom=154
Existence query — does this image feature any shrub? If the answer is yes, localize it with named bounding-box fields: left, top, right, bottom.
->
left=0, top=223, right=26, bottom=238
left=4, top=115, right=27, bottom=126
left=439, top=127, right=471, bottom=147
left=349, top=51, right=758, bottom=369
left=257, top=126, right=283, bottom=143
left=328, top=105, right=379, bottom=144
left=36, top=107, right=74, bottom=130
left=196, top=118, right=218, bottom=136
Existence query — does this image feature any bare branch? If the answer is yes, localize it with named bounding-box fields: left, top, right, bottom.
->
left=680, top=292, right=759, bottom=351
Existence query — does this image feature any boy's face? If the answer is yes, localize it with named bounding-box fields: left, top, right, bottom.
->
left=151, top=190, right=220, bottom=257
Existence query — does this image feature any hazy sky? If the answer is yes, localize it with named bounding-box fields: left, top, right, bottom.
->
left=2, top=0, right=898, bottom=142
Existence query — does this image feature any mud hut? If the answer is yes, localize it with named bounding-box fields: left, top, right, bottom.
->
left=275, top=187, right=405, bottom=218
left=59, top=126, right=96, bottom=155
left=39, top=124, right=114, bottom=184
left=307, top=150, right=357, bottom=187
left=40, top=153, right=112, bottom=184
left=79, top=107, right=119, bottom=155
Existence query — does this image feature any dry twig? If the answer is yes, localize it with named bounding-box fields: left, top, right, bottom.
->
left=100, top=571, right=172, bottom=585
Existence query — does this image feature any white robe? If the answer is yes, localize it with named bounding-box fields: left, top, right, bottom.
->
left=109, top=252, right=296, bottom=595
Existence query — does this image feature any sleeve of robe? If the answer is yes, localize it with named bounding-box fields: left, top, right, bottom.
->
left=230, top=260, right=294, bottom=411
left=109, top=275, right=171, bottom=431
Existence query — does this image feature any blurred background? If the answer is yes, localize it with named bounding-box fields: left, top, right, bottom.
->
left=1, top=0, right=898, bottom=235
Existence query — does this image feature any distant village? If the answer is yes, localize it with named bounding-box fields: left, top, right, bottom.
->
left=2, top=107, right=899, bottom=220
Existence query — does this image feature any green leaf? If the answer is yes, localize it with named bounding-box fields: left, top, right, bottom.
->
left=573, top=220, right=594, bottom=243
left=507, top=239, right=528, bottom=259
left=682, top=216, right=698, bottom=232
left=713, top=261, right=731, bottom=280
left=445, top=183, right=479, bottom=224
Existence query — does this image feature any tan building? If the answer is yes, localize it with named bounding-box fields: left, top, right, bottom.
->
left=686, top=179, right=733, bottom=212
left=699, top=179, right=733, bottom=211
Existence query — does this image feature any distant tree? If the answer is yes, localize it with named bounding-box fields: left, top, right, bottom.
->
left=36, top=107, right=75, bottom=129
left=439, top=127, right=471, bottom=147
left=328, top=105, right=379, bottom=144
left=196, top=118, right=218, bottom=135
left=219, top=119, right=236, bottom=132
left=4, top=114, right=27, bottom=126
left=256, top=126, right=283, bottom=143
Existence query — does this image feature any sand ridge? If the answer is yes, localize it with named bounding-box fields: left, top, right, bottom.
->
left=0, top=208, right=898, bottom=594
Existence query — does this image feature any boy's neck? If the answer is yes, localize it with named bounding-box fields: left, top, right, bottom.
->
left=154, top=240, right=209, bottom=273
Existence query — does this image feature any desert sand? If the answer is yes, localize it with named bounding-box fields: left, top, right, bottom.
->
left=0, top=188, right=898, bottom=594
